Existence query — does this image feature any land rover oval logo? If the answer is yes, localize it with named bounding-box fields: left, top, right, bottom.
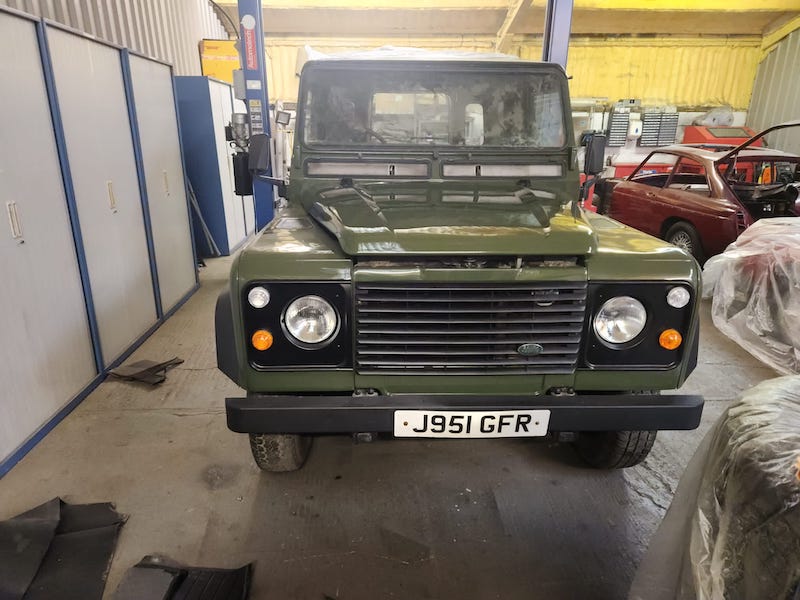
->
left=517, top=343, right=544, bottom=356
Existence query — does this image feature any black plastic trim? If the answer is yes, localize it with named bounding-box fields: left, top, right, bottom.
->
left=226, top=393, right=704, bottom=434
left=243, top=282, right=353, bottom=369
left=685, top=319, right=700, bottom=377
left=215, top=290, right=239, bottom=383
left=584, top=281, right=695, bottom=370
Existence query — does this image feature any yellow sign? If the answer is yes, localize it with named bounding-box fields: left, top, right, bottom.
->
left=200, top=39, right=239, bottom=84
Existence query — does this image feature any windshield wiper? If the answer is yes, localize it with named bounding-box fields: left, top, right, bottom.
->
left=515, top=187, right=553, bottom=228
left=337, top=178, right=390, bottom=225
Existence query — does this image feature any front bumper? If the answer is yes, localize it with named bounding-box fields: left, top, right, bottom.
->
left=226, top=393, right=704, bottom=434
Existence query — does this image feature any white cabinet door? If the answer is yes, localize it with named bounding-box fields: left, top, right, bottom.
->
left=0, top=14, right=96, bottom=463
left=48, top=28, right=157, bottom=366
left=209, top=80, right=246, bottom=249
left=129, top=56, right=196, bottom=313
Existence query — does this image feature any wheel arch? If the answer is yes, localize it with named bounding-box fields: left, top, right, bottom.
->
left=660, top=216, right=691, bottom=238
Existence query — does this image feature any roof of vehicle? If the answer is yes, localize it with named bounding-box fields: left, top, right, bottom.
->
left=299, top=45, right=566, bottom=73
left=303, top=45, right=521, bottom=63
left=653, top=144, right=799, bottom=161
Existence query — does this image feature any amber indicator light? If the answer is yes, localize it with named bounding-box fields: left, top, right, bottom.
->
left=251, top=329, right=274, bottom=351
left=659, top=329, right=682, bottom=350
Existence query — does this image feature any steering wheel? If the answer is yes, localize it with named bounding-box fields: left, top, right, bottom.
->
left=365, top=128, right=387, bottom=144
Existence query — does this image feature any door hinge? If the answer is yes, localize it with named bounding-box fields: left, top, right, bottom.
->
left=107, top=180, right=118, bottom=212
left=6, top=202, right=23, bottom=242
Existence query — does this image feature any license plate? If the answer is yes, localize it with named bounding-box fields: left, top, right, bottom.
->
left=393, top=410, right=550, bottom=438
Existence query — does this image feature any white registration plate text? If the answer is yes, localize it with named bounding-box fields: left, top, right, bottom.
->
left=393, top=410, right=550, bottom=438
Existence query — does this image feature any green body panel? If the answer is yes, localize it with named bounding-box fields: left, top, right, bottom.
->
left=235, top=204, right=352, bottom=281
left=223, top=59, right=701, bottom=397
left=306, top=184, right=596, bottom=256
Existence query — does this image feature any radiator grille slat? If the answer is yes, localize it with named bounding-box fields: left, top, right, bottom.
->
left=355, top=282, right=587, bottom=375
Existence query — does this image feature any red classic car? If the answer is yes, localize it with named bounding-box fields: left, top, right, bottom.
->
left=594, top=121, right=800, bottom=262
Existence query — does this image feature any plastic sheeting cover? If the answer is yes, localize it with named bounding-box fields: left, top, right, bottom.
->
left=629, top=375, right=800, bottom=600
left=702, top=217, right=800, bottom=374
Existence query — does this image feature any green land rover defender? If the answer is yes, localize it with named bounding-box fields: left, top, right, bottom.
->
left=215, top=55, right=703, bottom=472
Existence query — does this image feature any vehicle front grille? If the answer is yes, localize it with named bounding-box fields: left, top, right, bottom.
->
left=355, top=282, right=587, bottom=375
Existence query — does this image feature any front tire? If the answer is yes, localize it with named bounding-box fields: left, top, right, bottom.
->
left=249, top=434, right=312, bottom=472
left=573, top=430, right=657, bottom=469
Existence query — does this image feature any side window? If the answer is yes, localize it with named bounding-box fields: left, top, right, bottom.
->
left=669, top=157, right=711, bottom=197
left=464, top=103, right=484, bottom=146
left=630, top=153, right=678, bottom=188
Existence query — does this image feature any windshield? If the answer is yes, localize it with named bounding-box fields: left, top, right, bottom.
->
left=302, top=67, right=566, bottom=149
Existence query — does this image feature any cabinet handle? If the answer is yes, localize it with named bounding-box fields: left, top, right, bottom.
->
left=107, top=180, right=117, bottom=212
left=6, top=202, right=23, bottom=241
left=162, top=170, right=170, bottom=196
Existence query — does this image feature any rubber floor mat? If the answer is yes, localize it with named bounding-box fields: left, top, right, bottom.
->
left=113, top=555, right=252, bottom=600
left=0, top=499, right=60, bottom=600
left=0, top=498, right=125, bottom=600
left=109, top=357, right=184, bottom=385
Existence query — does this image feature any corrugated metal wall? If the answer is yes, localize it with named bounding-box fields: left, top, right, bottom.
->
left=748, top=29, right=800, bottom=154
left=552, top=38, right=761, bottom=110
left=265, top=35, right=762, bottom=109
left=0, top=0, right=228, bottom=75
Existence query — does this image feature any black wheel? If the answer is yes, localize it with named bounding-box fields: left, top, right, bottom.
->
left=573, top=430, right=657, bottom=469
left=592, top=193, right=608, bottom=214
left=249, top=434, right=312, bottom=472
left=665, top=221, right=704, bottom=262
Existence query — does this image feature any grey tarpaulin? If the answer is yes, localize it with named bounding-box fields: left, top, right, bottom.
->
left=629, top=376, right=800, bottom=599
left=0, top=498, right=125, bottom=600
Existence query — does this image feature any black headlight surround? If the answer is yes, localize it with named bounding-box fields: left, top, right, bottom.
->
left=584, top=282, right=694, bottom=370
left=242, top=282, right=352, bottom=370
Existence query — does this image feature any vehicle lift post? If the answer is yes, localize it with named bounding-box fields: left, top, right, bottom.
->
left=542, top=0, right=574, bottom=69
left=237, top=0, right=274, bottom=229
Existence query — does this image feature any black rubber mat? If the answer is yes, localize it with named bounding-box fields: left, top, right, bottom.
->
left=109, top=357, right=183, bottom=385
left=0, top=498, right=125, bottom=600
left=172, top=565, right=252, bottom=600
left=113, top=555, right=252, bottom=600
left=0, top=499, right=60, bottom=600
left=113, top=565, right=181, bottom=600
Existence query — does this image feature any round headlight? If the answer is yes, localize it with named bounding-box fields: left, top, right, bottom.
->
left=247, top=286, right=270, bottom=309
left=284, top=295, right=338, bottom=345
left=594, top=296, right=647, bottom=345
left=666, top=286, right=691, bottom=309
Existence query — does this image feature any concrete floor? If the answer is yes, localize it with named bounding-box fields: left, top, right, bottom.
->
left=0, top=256, right=777, bottom=600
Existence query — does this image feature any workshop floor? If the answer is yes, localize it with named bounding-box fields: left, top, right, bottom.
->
left=0, top=256, right=777, bottom=600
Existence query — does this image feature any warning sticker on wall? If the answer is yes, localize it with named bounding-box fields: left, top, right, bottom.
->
left=249, top=99, right=264, bottom=135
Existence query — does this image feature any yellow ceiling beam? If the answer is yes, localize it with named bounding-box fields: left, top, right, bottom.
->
left=761, top=13, right=800, bottom=50
left=495, top=0, right=529, bottom=53
left=548, top=0, right=800, bottom=10
left=566, top=35, right=761, bottom=46
left=216, top=0, right=509, bottom=8
left=218, top=0, right=799, bottom=9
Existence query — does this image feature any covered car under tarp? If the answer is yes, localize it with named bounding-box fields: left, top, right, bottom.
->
left=703, top=217, right=800, bottom=374
left=629, top=375, right=800, bottom=599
